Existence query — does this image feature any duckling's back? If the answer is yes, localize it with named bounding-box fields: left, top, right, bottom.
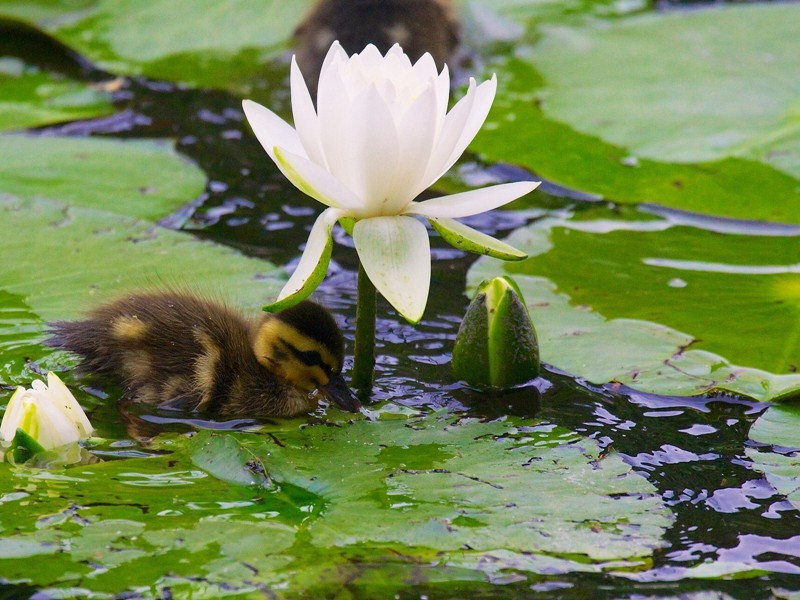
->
left=47, top=292, right=282, bottom=413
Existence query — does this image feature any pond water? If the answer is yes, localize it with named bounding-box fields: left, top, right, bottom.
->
left=1, top=1, right=800, bottom=598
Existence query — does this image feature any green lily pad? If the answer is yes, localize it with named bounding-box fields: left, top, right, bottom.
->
left=0, top=57, right=112, bottom=132
left=0, top=135, right=206, bottom=221
left=0, top=0, right=315, bottom=93
left=747, top=404, right=800, bottom=510
left=468, top=209, right=800, bottom=401
left=0, top=412, right=671, bottom=594
left=471, top=5, right=800, bottom=223
left=533, top=4, right=800, bottom=180
left=261, top=414, right=670, bottom=565
left=0, top=135, right=285, bottom=385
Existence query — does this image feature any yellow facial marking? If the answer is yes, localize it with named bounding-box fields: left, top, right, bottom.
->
left=194, top=330, right=221, bottom=410
left=254, top=319, right=339, bottom=373
left=112, top=316, right=147, bottom=341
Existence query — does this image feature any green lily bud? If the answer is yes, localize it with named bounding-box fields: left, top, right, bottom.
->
left=452, top=276, right=540, bottom=388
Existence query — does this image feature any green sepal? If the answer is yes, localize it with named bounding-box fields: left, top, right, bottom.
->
left=429, top=217, right=527, bottom=261
left=262, top=231, right=333, bottom=313
left=338, top=216, right=356, bottom=236
left=8, top=427, right=46, bottom=464
left=452, top=276, right=540, bottom=388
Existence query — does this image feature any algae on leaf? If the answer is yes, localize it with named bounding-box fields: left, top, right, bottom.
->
left=468, top=210, right=800, bottom=402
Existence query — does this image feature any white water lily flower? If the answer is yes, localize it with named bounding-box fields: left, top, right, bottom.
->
left=243, top=42, right=540, bottom=323
left=0, top=372, right=93, bottom=451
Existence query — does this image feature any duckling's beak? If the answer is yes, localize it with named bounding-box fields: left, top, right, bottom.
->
left=323, top=374, right=361, bottom=412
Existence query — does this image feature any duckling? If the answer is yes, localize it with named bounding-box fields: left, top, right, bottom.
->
left=295, top=0, right=459, bottom=96
left=45, top=292, right=360, bottom=417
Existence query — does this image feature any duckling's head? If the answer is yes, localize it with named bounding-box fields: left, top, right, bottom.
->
left=253, top=301, right=360, bottom=411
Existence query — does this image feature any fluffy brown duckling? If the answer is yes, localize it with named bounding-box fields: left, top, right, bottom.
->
left=46, top=292, right=360, bottom=417
left=295, top=0, right=459, bottom=96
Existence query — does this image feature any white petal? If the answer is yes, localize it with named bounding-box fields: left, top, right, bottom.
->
left=242, top=100, right=306, bottom=161
left=275, top=147, right=362, bottom=210
left=428, top=217, right=527, bottom=261
left=319, top=40, right=348, bottom=83
left=420, top=78, right=477, bottom=187
left=267, top=208, right=343, bottom=311
left=46, top=372, right=93, bottom=436
left=346, top=85, right=402, bottom=213
left=404, top=181, right=541, bottom=219
left=353, top=216, right=431, bottom=324
left=435, top=75, right=498, bottom=180
left=0, top=387, right=26, bottom=442
left=27, top=395, right=81, bottom=450
left=291, top=57, right=327, bottom=168
left=317, top=61, right=357, bottom=189
left=435, top=63, right=451, bottom=121
left=397, top=83, right=441, bottom=204
left=412, top=52, right=438, bottom=81
left=359, top=44, right=384, bottom=69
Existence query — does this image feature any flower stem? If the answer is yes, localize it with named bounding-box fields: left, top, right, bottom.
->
left=352, top=261, right=376, bottom=395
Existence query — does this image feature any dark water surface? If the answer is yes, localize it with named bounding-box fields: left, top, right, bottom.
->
left=6, top=12, right=800, bottom=599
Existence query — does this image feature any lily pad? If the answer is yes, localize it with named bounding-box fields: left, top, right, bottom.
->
left=468, top=210, right=800, bottom=401
left=747, top=404, right=800, bottom=511
left=0, top=135, right=285, bottom=385
left=471, top=5, right=800, bottom=223
left=0, top=57, right=112, bottom=132
left=0, top=412, right=672, bottom=594
left=0, top=135, right=206, bottom=221
left=0, top=0, right=316, bottom=93
left=533, top=4, right=800, bottom=180
left=257, top=413, right=671, bottom=569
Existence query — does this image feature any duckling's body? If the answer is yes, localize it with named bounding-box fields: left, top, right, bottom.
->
left=46, top=292, right=358, bottom=417
left=296, top=0, right=459, bottom=95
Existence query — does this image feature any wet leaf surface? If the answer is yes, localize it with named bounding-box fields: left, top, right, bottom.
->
left=0, top=0, right=315, bottom=93
left=470, top=3, right=800, bottom=223
left=0, top=56, right=112, bottom=132
left=0, top=413, right=672, bottom=595
left=468, top=208, right=800, bottom=401
left=748, top=404, right=800, bottom=511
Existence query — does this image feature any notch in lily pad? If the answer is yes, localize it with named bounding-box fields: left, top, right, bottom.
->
left=452, top=276, right=540, bottom=388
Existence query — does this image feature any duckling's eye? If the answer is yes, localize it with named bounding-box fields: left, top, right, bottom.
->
left=283, top=342, right=332, bottom=375
left=299, top=350, right=323, bottom=367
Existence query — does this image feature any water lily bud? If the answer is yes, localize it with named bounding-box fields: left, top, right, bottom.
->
left=0, top=372, right=94, bottom=460
left=452, top=276, right=540, bottom=388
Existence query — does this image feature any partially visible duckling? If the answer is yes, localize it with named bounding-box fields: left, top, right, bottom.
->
left=295, top=0, right=459, bottom=96
left=45, top=292, right=360, bottom=417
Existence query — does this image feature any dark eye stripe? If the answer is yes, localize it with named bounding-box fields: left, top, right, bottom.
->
left=280, top=339, right=332, bottom=375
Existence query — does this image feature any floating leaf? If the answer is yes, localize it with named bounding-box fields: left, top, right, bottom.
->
left=188, top=430, right=271, bottom=488
left=532, top=4, right=800, bottom=180
left=0, top=413, right=671, bottom=593
left=468, top=209, right=800, bottom=401
left=0, top=57, right=112, bottom=133
left=747, top=404, right=800, bottom=511
left=0, top=0, right=316, bottom=93
left=471, top=4, right=800, bottom=223
left=0, top=135, right=206, bottom=221
left=260, top=413, right=671, bottom=565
